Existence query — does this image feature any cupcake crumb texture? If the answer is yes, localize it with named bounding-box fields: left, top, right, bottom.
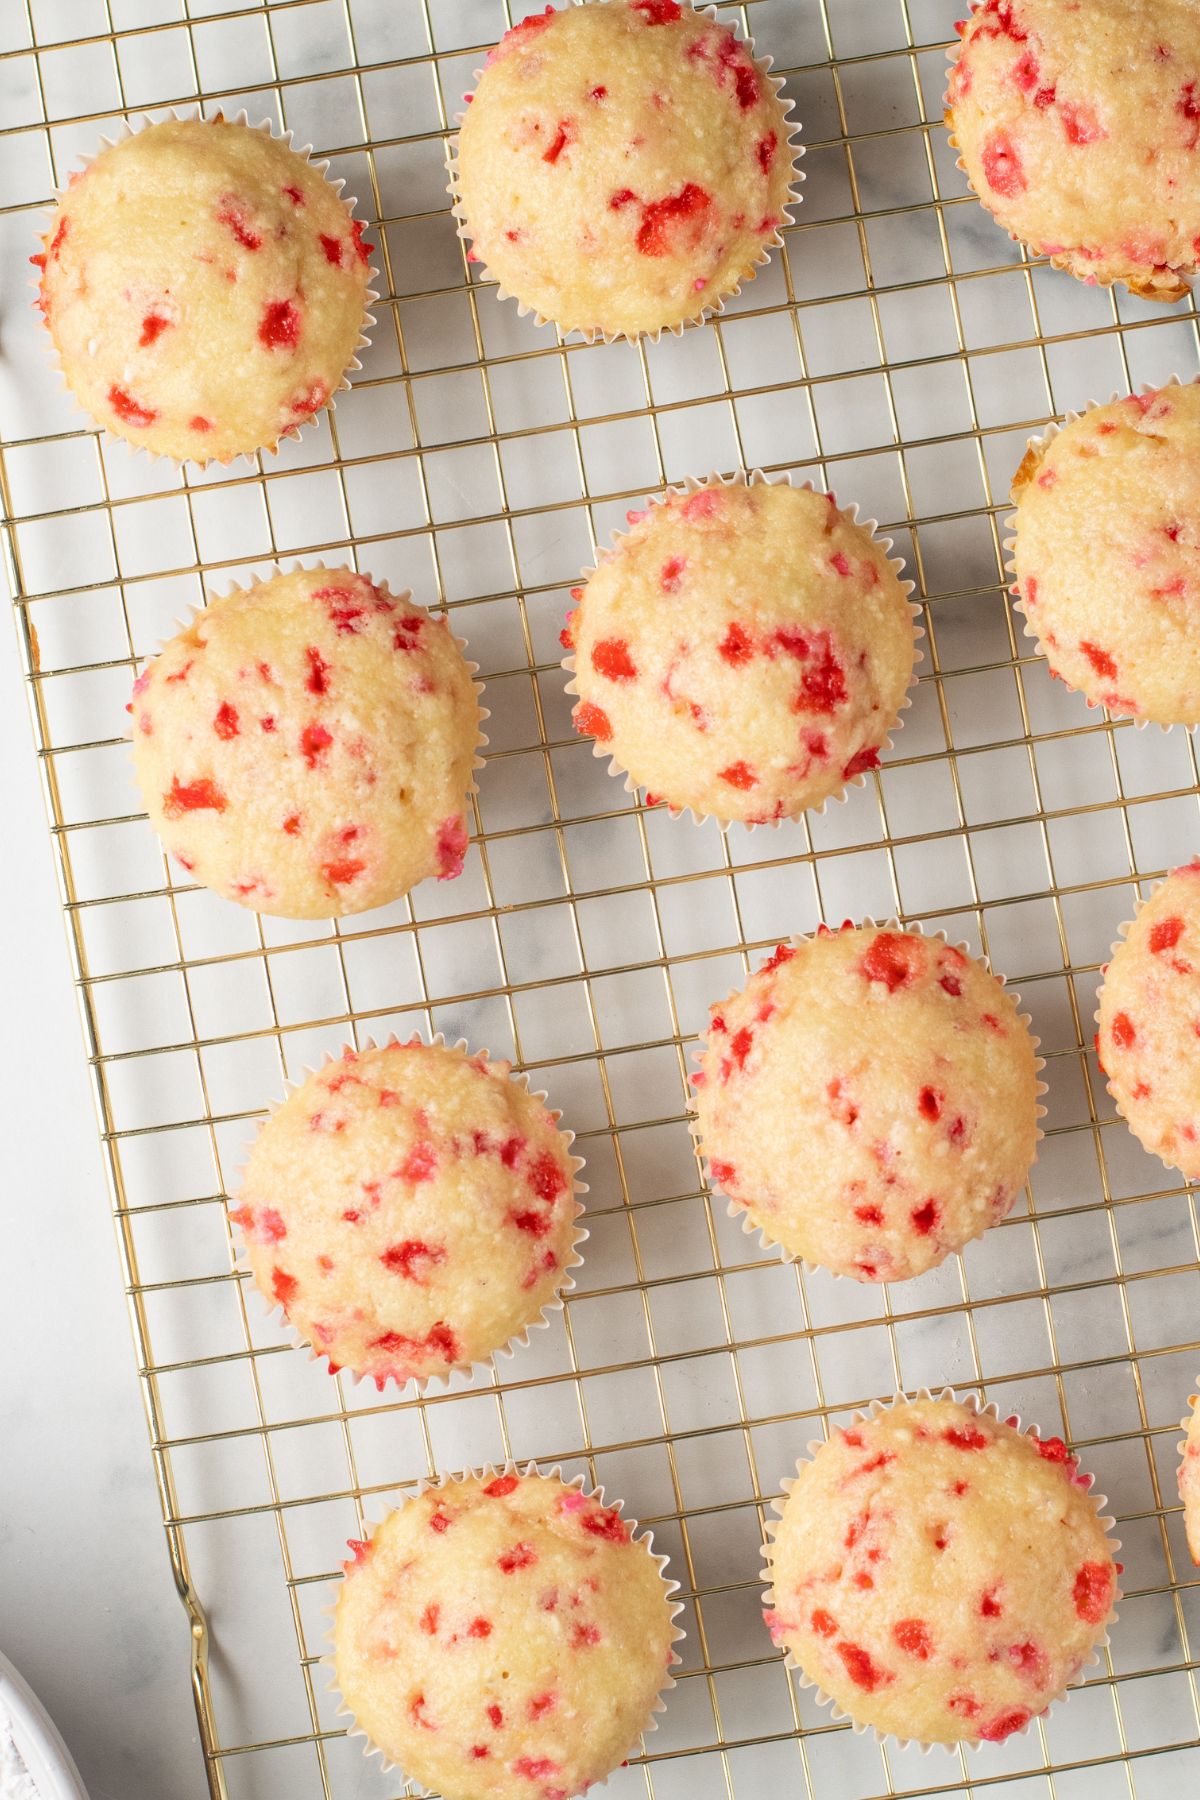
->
left=1097, top=861, right=1200, bottom=1175
left=1181, top=1392, right=1200, bottom=1566
left=456, top=0, right=796, bottom=338
left=130, top=566, right=481, bottom=919
left=1012, top=381, right=1200, bottom=723
left=35, top=117, right=372, bottom=462
left=948, top=0, right=1200, bottom=300
left=234, top=1041, right=580, bottom=1386
left=766, top=1398, right=1117, bottom=1745
left=566, top=481, right=915, bottom=822
left=334, top=1472, right=676, bottom=1799
left=694, top=926, right=1040, bottom=1281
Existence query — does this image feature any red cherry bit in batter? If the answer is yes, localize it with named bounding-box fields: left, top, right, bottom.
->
left=573, top=700, right=612, bottom=741
left=259, top=299, right=302, bottom=350
left=591, top=637, right=637, bottom=681
left=982, top=130, right=1026, bottom=196
left=842, top=745, right=881, bottom=779
left=139, top=310, right=172, bottom=347
left=271, top=1266, right=299, bottom=1305
left=379, top=1238, right=447, bottom=1281
left=215, top=194, right=262, bottom=250
left=498, top=1542, right=537, bottom=1573
left=400, top=1140, right=438, bottom=1183
left=542, top=118, right=576, bottom=164
left=910, top=1199, right=940, bottom=1235
left=306, top=648, right=332, bottom=698
left=859, top=932, right=924, bottom=992
left=979, top=1708, right=1031, bottom=1742
left=228, top=1203, right=286, bottom=1243
left=719, top=620, right=754, bottom=665
left=301, top=722, right=333, bottom=766
left=162, top=775, right=227, bottom=817
left=943, top=1423, right=989, bottom=1450
left=892, top=1618, right=933, bottom=1659
left=1073, top=1560, right=1113, bottom=1623
left=635, top=183, right=713, bottom=256
left=436, top=815, right=469, bottom=880
left=1150, top=917, right=1185, bottom=953
left=1080, top=640, right=1118, bottom=681
left=108, top=385, right=158, bottom=427
left=837, top=1641, right=893, bottom=1691
left=512, top=1759, right=561, bottom=1784
left=579, top=1502, right=629, bottom=1542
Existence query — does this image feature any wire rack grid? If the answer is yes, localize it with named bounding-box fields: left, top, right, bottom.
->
left=3, top=0, right=1200, bottom=1796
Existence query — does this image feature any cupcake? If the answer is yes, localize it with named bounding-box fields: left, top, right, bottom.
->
left=453, top=0, right=798, bottom=340
left=333, top=1469, right=681, bottom=1796
left=1181, top=1390, right=1200, bottom=1564
left=763, top=1395, right=1120, bottom=1746
left=1011, top=382, right=1200, bottom=724
left=563, top=479, right=917, bottom=824
left=130, top=566, right=484, bottom=919
left=692, top=927, right=1041, bottom=1282
left=946, top=0, right=1200, bottom=301
left=33, top=116, right=373, bottom=462
left=232, top=1041, right=584, bottom=1387
left=1096, top=860, right=1200, bottom=1176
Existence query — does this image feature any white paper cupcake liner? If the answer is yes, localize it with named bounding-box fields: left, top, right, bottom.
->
left=1091, top=866, right=1200, bottom=1180
left=227, top=1035, right=588, bottom=1393
left=30, top=106, right=378, bottom=469
left=943, top=7, right=1194, bottom=303
left=1178, top=1383, right=1200, bottom=1567
left=125, top=558, right=489, bottom=914
left=689, top=918, right=1046, bottom=1279
left=760, top=1386, right=1123, bottom=1753
left=325, top=1460, right=685, bottom=1793
left=560, top=469, right=923, bottom=830
left=445, top=0, right=804, bottom=346
left=1004, top=376, right=1200, bottom=732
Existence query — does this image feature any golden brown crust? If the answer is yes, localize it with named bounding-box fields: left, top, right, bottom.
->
left=1010, top=441, right=1045, bottom=504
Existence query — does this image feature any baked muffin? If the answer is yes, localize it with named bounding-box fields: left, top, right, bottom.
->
left=564, top=480, right=916, bottom=823
left=130, top=566, right=483, bottom=919
left=454, top=0, right=798, bottom=339
left=233, top=1041, right=584, bottom=1387
left=947, top=0, right=1200, bottom=300
left=1181, top=1390, right=1200, bottom=1565
left=1096, top=861, right=1200, bottom=1175
left=764, top=1396, right=1119, bottom=1745
left=334, top=1470, right=680, bottom=1796
left=1011, top=382, right=1200, bottom=723
left=692, top=928, right=1040, bottom=1281
left=34, top=116, right=373, bottom=462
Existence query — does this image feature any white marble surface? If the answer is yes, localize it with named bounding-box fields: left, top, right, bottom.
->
left=0, top=614, right=201, bottom=1798
left=5, top=3, right=1200, bottom=1797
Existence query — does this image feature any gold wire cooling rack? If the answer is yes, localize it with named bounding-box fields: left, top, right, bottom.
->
left=3, top=0, right=1200, bottom=1796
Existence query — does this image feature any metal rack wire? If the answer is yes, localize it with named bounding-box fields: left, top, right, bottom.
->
left=3, top=0, right=1200, bottom=1795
